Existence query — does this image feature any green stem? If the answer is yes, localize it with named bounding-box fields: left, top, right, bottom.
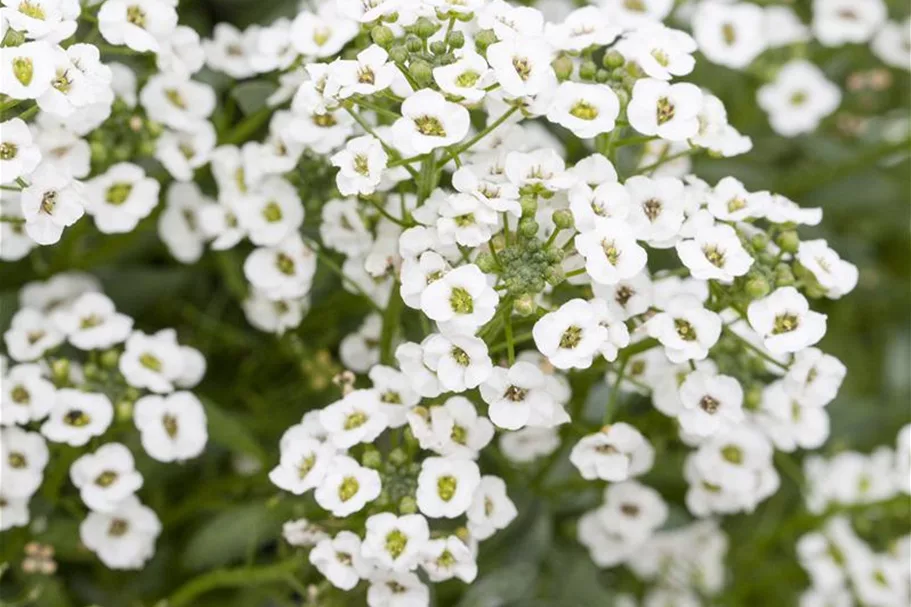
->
left=723, top=325, right=789, bottom=371
left=167, top=557, right=304, bottom=607
left=379, top=283, right=403, bottom=365
left=603, top=357, right=629, bottom=424
left=223, top=107, right=273, bottom=145
left=304, top=237, right=382, bottom=312
left=503, top=302, right=516, bottom=364
left=450, top=106, right=519, bottom=155
left=636, top=148, right=699, bottom=174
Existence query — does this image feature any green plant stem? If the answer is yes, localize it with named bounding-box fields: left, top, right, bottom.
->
left=167, top=557, right=304, bottom=607
left=723, top=325, right=789, bottom=371
left=450, top=106, right=519, bottom=155
left=503, top=303, right=516, bottom=364
left=303, top=237, right=382, bottom=312
left=604, top=357, right=629, bottom=424
left=222, top=107, right=273, bottom=145
left=636, top=148, right=699, bottom=174
left=379, top=283, right=403, bottom=365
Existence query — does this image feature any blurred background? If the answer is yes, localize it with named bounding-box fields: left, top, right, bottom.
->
left=0, top=1, right=908, bottom=605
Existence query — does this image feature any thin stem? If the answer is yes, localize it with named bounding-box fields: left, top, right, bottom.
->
left=362, top=196, right=413, bottom=228
left=304, top=237, right=382, bottom=312
left=450, top=106, right=519, bottom=155
left=636, top=148, right=699, bottom=174
left=503, top=302, right=516, bottom=364
left=167, top=557, right=304, bottom=607
left=379, top=283, right=403, bottom=366
left=724, top=325, right=789, bottom=371
left=604, top=357, right=629, bottom=424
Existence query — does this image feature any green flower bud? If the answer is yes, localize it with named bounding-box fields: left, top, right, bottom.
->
left=596, top=68, right=611, bottom=83
left=551, top=54, right=574, bottom=81
left=51, top=359, right=70, bottom=384
left=447, top=30, right=465, bottom=49
left=519, top=195, right=538, bottom=216
left=745, top=275, right=771, bottom=299
left=115, top=399, right=134, bottom=423
left=579, top=60, right=597, bottom=81
left=518, top=217, right=539, bottom=238
left=544, top=265, right=565, bottom=286
left=398, top=496, right=418, bottom=515
left=405, top=35, right=423, bottom=53
left=603, top=50, right=625, bottom=69
left=389, top=45, right=408, bottom=64
left=744, top=385, right=762, bottom=411
left=475, top=251, right=497, bottom=273
left=776, top=230, right=800, bottom=254
left=371, top=25, right=395, bottom=48
left=546, top=246, right=565, bottom=264
left=90, top=140, right=108, bottom=165
left=408, top=59, right=433, bottom=86
left=552, top=209, right=574, bottom=229
left=474, top=29, right=497, bottom=51
left=751, top=233, right=769, bottom=251
left=430, top=40, right=446, bottom=55
left=614, top=88, right=630, bottom=108
left=100, top=349, right=120, bottom=368
left=438, top=53, right=456, bottom=65
left=414, top=17, right=439, bottom=39
left=513, top=294, right=536, bottom=316
left=454, top=10, right=473, bottom=22
left=388, top=447, right=408, bottom=466
left=775, top=263, right=796, bottom=286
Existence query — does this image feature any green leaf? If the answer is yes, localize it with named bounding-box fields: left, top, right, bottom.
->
left=456, top=562, right=539, bottom=607
left=181, top=501, right=285, bottom=571
left=201, top=398, right=267, bottom=464
left=230, top=81, right=278, bottom=116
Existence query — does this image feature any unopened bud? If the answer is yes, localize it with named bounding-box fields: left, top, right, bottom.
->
left=776, top=230, right=800, bottom=254
left=518, top=217, right=539, bottom=238
left=475, top=251, right=497, bottom=273
left=447, top=31, right=465, bottom=49
left=552, top=209, right=574, bottom=229
left=398, top=496, right=418, bottom=515
left=745, top=275, right=770, bottom=299
left=579, top=60, right=597, bottom=81
left=371, top=25, right=395, bottom=48
left=603, top=50, right=625, bottom=69
left=552, top=55, right=573, bottom=81
left=519, top=195, right=537, bottom=216
left=408, top=59, right=433, bottom=86
left=474, top=29, right=497, bottom=52
left=513, top=294, right=536, bottom=316
left=361, top=448, right=382, bottom=469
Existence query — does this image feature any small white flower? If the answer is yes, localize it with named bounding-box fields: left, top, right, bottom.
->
left=705, top=176, right=767, bottom=222
left=0, top=118, right=41, bottom=184
left=421, top=332, right=493, bottom=393
left=320, top=389, right=388, bottom=449
left=70, top=443, right=143, bottom=512
left=545, top=6, right=621, bottom=52
left=119, top=329, right=196, bottom=394
left=366, top=571, right=430, bottom=607
left=797, top=239, right=858, bottom=299
left=747, top=286, right=827, bottom=354
left=504, top=148, right=574, bottom=193
left=314, top=454, right=382, bottom=517
left=416, top=456, right=481, bottom=519
left=41, top=389, right=113, bottom=447
left=134, top=391, right=208, bottom=462
left=1, top=0, right=79, bottom=43
left=98, top=0, right=178, bottom=53
left=616, top=25, right=697, bottom=81
left=428, top=396, right=495, bottom=459
left=421, top=535, right=478, bottom=583
left=282, top=518, right=328, bottom=547
left=50, top=292, right=133, bottom=350
left=575, top=218, right=649, bottom=285
left=757, top=60, right=841, bottom=137
left=139, top=73, right=216, bottom=132
left=330, top=44, right=397, bottom=99
left=436, top=193, right=500, bottom=248
left=368, top=365, right=420, bottom=428
left=624, top=175, right=686, bottom=246
left=243, top=234, right=318, bottom=301
left=647, top=295, right=722, bottom=363
left=499, top=427, right=560, bottom=464
left=0, top=41, right=56, bottom=100
left=480, top=361, right=556, bottom=431
left=309, top=531, right=373, bottom=590
left=570, top=423, right=654, bottom=482
left=155, top=123, right=216, bottom=182
left=678, top=371, right=744, bottom=437
left=812, top=0, right=886, bottom=47
left=486, top=36, right=556, bottom=98
left=0, top=491, right=29, bottom=530
left=433, top=52, right=493, bottom=103
left=79, top=496, right=161, bottom=570
left=290, top=8, right=358, bottom=58
left=871, top=19, right=911, bottom=71
left=362, top=512, right=430, bottom=572
left=627, top=78, right=702, bottom=142
left=392, top=89, right=470, bottom=154
left=84, top=163, right=160, bottom=234
left=20, top=163, right=85, bottom=246
left=693, top=1, right=768, bottom=69
left=533, top=299, right=608, bottom=370
left=785, top=347, right=846, bottom=408
left=331, top=135, right=388, bottom=197
left=341, top=313, right=383, bottom=374
left=4, top=308, right=64, bottom=362
left=1, top=363, right=54, bottom=425
left=755, top=380, right=830, bottom=452
left=157, top=181, right=211, bottom=264
left=546, top=82, right=620, bottom=139
left=466, top=474, right=518, bottom=540
left=420, top=264, right=498, bottom=335
left=676, top=223, right=753, bottom=283
left=269, top=436, right=336, bottom=495
left=0, top=426, right=49, bottom=498
left=236, top=176, right=304, bottom=247
left=592, top=272, right=653, bottom=321
left=598, top=481, right=668, bottom=542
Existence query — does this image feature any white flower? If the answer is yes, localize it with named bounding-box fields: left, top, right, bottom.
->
left=616, top=25, right=697, bottom=81
left=755, top=380, right=829, bottom=452
left=747, top=286, right=827, bottom=354
left=0, top=118, right=41, bottom=184
left=480, top=361, right=557, bottom=430
left=19, top=271, right=100, bottom=311
left=158, top=181, right=211, bottom=264
left=1, top=0, right=79, bottom=43
left=368, top=365, right=420, bottom=428
left=678, top=371, right=744, bottom=437
left=676, top=223, right=753, bottom=283
left=692, top=94, right=752, bottom=157
left=599, top=481, right=668, bottom=542
left=331, top=135, right=388, bottom=196
left=603, top=0, right=673, bottom=28
left=591, top=298, right=632, bottom=362
left=436, top=193, right=499, bottom=247
left=0, top=427, right=48, bottom=498
left=705, top=176, right=767, bottom=222
left=49, top=292, right=132, bottom=350
left=362, top=512, right=430, bottom=572
left=41, top=389, right=113, bottom=447
left=401, top=251, right=451, bottom=310
left=236, top=176, right=304, bottom=247
left=546, top=82, right=620, bottom=139
left=433, top=52, right=493, bottom=103
left=427, top=396, right=495, bottom=458
left=693, top=1, right=768, bottom=69
left=70, top=443, right=143, bottom=512
left=139, top=73, right=216, bottom=132
left=314, top=454, right=382, bottom=517
left=570, top=423, right=654, bottom=481
left=157, top=24, right=206, bottom=76
left=84, top=162, right=160, bottom=234
left=785, top=347, right=846, bottom=408
left=416, top=456, right=481, bottom=518
left=367, top=571, right=430, bottom=607
left=575, top=218, right=649, bottom=285
left=79, top=496, right=161, bottom=570
left=1, top=363, right=54, bottom=425
left=812, top=0, right=886, bottom=47
left=797, top=239, right=858, bottom=299
left=320, top=389, right=388, bottom=449
left=420, top=264, right=498, bottom=334
left=290, top=8, right=358, bottom=58
left=0, top=491, right=29, bottom=530
left=421, top=535, right=478, bottom=583
left=545, top=6, right=621, bottom=52
left=155, top=123, right=216, bottom=182
left=764, top=6, right=811, bottom=48
left=330, top=44, right=397, bottom=99
left=392, top=89, right=470, bottom=154
left=466, top=475, right=517, bottom=540
left=134, top=391, right=208, bottom=462
left=20, top=163, right=85, bottom=246
left=592, top=272, right=653, bottom=320
left=871, top=19, right=911, bottom=71
left=243, top=234, right=318, bottom=301
left=647, top=295, right=722, bottom=363
left=762, top=193, right=822, bottom=226
left=499, top=426, right=560, bottom=463
left=1, top=192, right=34, bottom=261
left=4, top=307, right=64, bottom=361
left=119, top=329, right=197, bottom=394
left=628, top=78, right=702, bottom=142
left=624, top=175, right=686, bottom=247
left=341, top=313, right=383, bottom=374
left=0, top=41, right=55, bottom=100
left=486, top=36, right=556, bottom=98
left=309, top=531, right=373, bottom=590
left=504, top=148, right=574, bottom=193
left=533, top=299, right=608, bottom=370
left=98, top=0, right=178, bottom=53
left=757, top=60, right=841, bottom=137
left=269, top=436, right=336, bottom=495
left=282, top=518, right=328, bottom=547
left=421, top=333, right=493, bottom=393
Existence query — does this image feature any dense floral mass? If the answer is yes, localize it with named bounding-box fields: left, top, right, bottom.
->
left=0, top=0, right=908, bottom=605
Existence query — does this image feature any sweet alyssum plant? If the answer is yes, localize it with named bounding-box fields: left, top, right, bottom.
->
left=0, top=0, right=908, bottom=606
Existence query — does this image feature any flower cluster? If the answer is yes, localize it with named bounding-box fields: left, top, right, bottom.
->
left=1, top=273, right=208, bottom=569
